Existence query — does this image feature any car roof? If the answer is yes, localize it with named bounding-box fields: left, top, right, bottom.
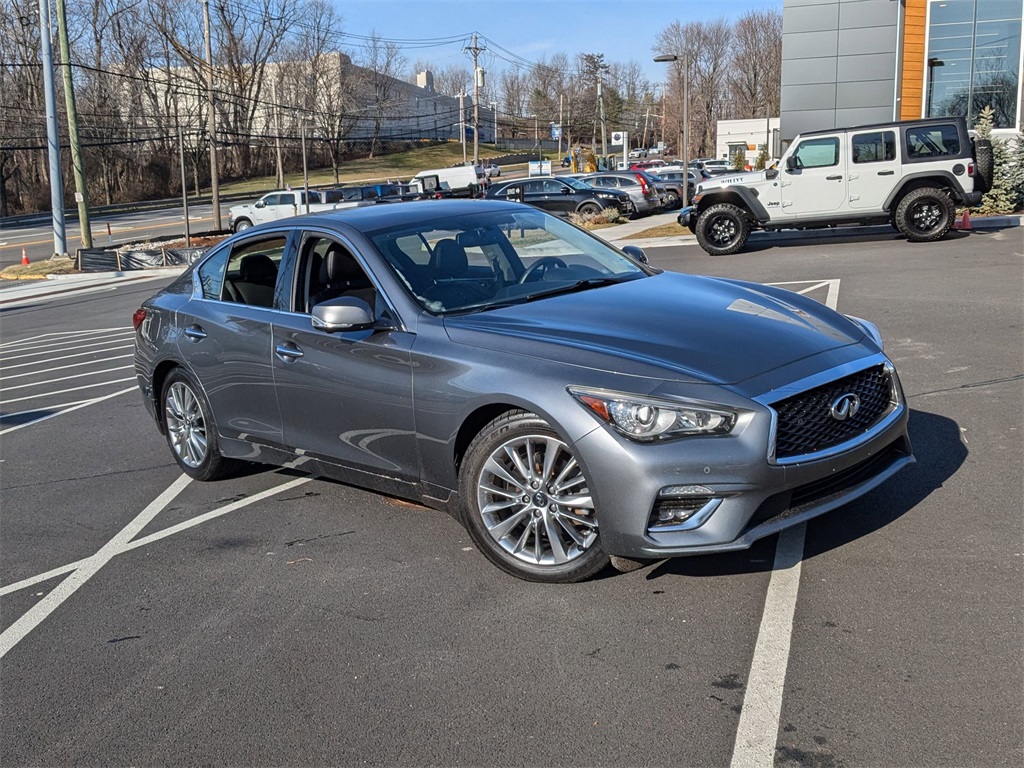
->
left=290, top=199, right=525, bottom=231
left=797, top=115, right=969, bottom=138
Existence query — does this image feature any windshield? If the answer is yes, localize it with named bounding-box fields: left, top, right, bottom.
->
left=367, top=208, right=649, bottom=314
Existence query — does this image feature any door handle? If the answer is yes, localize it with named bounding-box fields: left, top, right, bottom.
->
left=184, top=325, right=207, bottom=342
left=826, top=175, right=843, bottom=181
left=877, top=170, right=895, bottom=176
left=275, top=343, right=304, bottom=361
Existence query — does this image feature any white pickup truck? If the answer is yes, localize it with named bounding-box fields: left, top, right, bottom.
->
left=228, top=190, right=337, bottom=232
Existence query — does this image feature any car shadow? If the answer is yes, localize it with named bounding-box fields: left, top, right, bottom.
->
left=641, top=408, right=966, bottom=580
left=740, top=228, right=978, bottom=254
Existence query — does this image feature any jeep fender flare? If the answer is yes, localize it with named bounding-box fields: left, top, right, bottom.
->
left=695, top=187, right=770, bottom=223
left=884, top=171, right=967, bottom=211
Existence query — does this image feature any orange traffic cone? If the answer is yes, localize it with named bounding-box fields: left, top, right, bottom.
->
left=959, top=209, right=972, bottom=230
left=21, top=247, right=30, bottom=265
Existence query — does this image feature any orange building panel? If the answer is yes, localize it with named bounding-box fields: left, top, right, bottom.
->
left=901, top=0, right=928, bottom=119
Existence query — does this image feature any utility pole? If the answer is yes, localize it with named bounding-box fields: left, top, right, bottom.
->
left=178, top=126, right=191, bottom=247
left=643, top=105, right=651, bottom=151
left=558, top=93, right=564, bottom=158
left=490, top=102, right=498, bottom=148
left=301, top=125, right=310, bottom=214
left=272, top=77, right=284, bottom=189
left=38, top=0, right=66, bottom=257
left=55, top=0, right=91, bottom=249
left=597, top=64, right=609, bottom=157
left=202, top=0, right=222, bottom=230
left=464, top=34, right=486, bottom=167
left=459, top=92, right=467, bottom=165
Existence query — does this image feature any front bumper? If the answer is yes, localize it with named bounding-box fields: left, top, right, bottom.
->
left=570, top=362, right=914, bottom=559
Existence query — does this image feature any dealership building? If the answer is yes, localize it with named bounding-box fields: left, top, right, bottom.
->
left=781, top=0, right=1023, bottom=140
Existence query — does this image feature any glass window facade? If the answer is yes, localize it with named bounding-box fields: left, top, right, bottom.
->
left=926, top=0, right=1023, bottom=127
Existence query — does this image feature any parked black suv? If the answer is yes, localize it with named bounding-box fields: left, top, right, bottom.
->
left=485, top=176, right=630, bottom=216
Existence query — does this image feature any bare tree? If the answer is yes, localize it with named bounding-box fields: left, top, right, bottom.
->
left=357, top=32, right=406, bottom=158
left=729, top=8, right=783, bottom=119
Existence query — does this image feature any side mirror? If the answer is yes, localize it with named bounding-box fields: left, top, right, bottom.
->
left=311, top=297, right=375, bottom=333
left=765, top=168, right=779, bottom=180
left=255, top=201, right=266, bottom=209
left=785, top=156, right=799, bottom=171
left=561, top=186, right=573, bottom=195
left=621, top=245, right=649, bottom=265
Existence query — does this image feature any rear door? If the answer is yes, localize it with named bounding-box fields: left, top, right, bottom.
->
left=175, top=232, right=293, bottom=446
left=847, top=129, right=899, bottom=209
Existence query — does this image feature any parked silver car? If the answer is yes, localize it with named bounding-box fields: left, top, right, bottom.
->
left=134, top=200, right=913, bottom=582
left=571, top=172, right=662, bottom=216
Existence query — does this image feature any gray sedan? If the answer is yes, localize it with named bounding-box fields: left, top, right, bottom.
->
left=134, top=200, right=913, bottom=582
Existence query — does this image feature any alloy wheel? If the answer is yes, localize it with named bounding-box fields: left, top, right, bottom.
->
left=475, top=434, right=598, bottom=566
left=909, top=200, right=942, bottom=233
left=164, top=381, right=208, bottom=468
left=708, top=213, right=739, bottom=246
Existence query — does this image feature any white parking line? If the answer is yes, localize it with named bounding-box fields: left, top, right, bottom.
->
left=0, top=475, right=313, bottom=658
left=0, top=387, right=136, bottom=436
left=1, top=365, right=135, bottom=393
left=0, top=377, right=136, bottom=405
left=1, top=353, right=134, bottom=378
left=729, top=525, right=806, bottom=768
left=0, top=327, right=131, bottom=350
left=0, top=474, right=192, bottom=659
left=1, top=342, right=135, bottom=364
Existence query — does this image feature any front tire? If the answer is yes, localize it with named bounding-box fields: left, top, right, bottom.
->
left=161, top=368, right=240, bottom=481
left=895, top=187, right=955, bottom=242
left=577, top=202, right=602, bottom=216
left=458, top=411, right=608, bottom=583
left=233, top=218, right=252, bottom=233
left=695, top=203, right=751, bottom=255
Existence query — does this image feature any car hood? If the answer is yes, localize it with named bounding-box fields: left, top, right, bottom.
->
left=443, top=273, right=865, bottom=386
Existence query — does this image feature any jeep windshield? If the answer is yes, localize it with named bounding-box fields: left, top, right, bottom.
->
left=369, top=207, right=650, bottom=314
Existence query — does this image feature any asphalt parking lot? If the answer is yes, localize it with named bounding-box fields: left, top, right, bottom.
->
left=1, top=226, right=1021, bottom=767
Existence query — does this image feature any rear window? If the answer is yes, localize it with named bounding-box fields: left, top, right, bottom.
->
left=852, top=131, right=897, bottom=163
left=905, top=124, right=961, bottom=159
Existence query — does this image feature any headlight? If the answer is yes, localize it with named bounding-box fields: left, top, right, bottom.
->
left=846, top=315, right=884, bottom=350
left=568, top=387, right=737, bottom=442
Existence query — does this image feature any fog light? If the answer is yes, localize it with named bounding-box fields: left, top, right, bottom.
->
left=648, top=494, right=721, bottom=533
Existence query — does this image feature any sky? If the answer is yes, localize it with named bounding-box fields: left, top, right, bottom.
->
left=326, top=0, right=782, bottom=84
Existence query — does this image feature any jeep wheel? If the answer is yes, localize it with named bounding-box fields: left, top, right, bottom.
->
left=695, top=203, right=751, bottom=256
left=895, top=187, right=955, bottom=242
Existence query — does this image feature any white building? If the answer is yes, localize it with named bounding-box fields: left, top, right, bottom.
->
left=715, top=117, right=782, bottom=168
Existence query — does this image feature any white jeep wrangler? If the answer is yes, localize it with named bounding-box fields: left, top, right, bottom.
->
left=679, top=117, right=991, bottom=256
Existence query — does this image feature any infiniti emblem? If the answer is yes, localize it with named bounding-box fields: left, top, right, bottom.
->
left=830, top=393, right=861, bottom=422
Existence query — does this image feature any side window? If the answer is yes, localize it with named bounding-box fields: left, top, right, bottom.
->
left=521, top=180, right=543, bottom=194
left=541, top=179, right=564, bottom=194
left=301, top=236, right=375, bottom=314
left=261, top=194, right=281, bottom=207
left=197, top=246, right=230, bottom=300
left=852, top=131, right=897, bottom=163
left=905, top=124, right=961, bottom=159
left=222, top=236, right=287, bottom=308
left=279, top=194, right=295, bottom=207
left=793, top=137, right=840, bottom=168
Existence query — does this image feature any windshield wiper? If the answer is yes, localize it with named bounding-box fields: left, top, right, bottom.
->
left=449, top=276, right=637, bottom=315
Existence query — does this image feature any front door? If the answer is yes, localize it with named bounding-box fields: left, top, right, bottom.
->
left=780, top=134, right=847, bottom=218
left=270, top=233, right=419, bottom=484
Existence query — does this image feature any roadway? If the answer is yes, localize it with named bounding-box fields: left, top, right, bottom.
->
left=1, top=226, right=1021, bottom=766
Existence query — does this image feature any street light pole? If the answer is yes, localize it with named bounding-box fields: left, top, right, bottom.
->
left=654, top=54, right=688, bottom=207
left=37, top=0, right=67, bottom=257
left=202, top=0, right=222, bottom=230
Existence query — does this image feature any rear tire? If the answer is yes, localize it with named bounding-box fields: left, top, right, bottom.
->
left=895, top=187, right=956, bottom=242
left=695, top=203, right=751, bottom=255
left=161, top=368, right=241, bottom=481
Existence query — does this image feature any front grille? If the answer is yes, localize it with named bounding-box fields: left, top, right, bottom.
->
left=771, top=364, right=894, bottom=460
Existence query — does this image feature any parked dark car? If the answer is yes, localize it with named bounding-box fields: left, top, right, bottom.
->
left=485, top=176, right=631, bottom=217
left=134, top=200, right=914, bottom=583
left=649, top=169, right=713, bottom=208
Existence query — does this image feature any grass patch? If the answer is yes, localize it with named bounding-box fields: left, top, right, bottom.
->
left=627, top=221, right=691, bottom=239
left=219, top=143, right=564, bottom=195
left=1, top=258, right=79, bottom=280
